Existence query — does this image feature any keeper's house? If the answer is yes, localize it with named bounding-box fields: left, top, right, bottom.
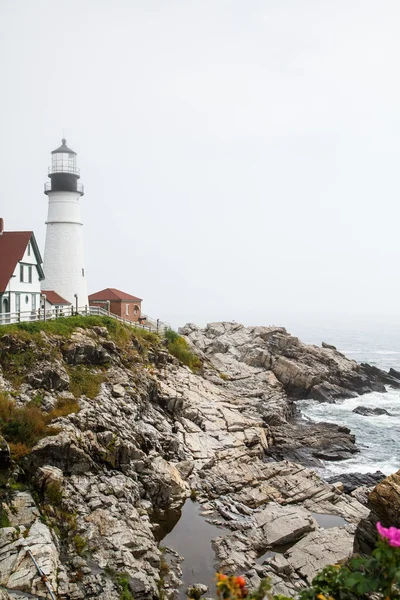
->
left=89, top=288, right=142, bottom=323
left=0, top=219, right=44, bottom=316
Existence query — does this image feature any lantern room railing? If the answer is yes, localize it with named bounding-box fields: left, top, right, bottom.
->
left=48, top=165, right=80, bottom=176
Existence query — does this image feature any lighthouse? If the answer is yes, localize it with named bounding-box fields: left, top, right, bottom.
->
left=42, top=139, right=88, bottom=307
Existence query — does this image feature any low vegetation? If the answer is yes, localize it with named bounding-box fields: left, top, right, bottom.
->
left=72, top=534, right=87, bottom=556
left=44, top=480, right=63, bottom=506
left=68, top=365, right=105, bottom=399
left=0, top=391, right=80, bottom=460
left=164, top=328, right=202, bottom=372
left=114, top=572, right=135, bottom=600
left=4, top=315, right=125, bottom=339
left=212, top=524, right=400, bottom=600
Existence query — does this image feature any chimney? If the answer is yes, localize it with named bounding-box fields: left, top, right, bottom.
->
left=0, top=218, right=4, bottom=235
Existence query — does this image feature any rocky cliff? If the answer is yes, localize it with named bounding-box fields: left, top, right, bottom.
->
left=0, top=319, right=397, bottom=600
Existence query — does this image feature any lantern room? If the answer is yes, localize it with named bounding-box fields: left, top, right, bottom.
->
left=44, top=138, right=84, bottom=196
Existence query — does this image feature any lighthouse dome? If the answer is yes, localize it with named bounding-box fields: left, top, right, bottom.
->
left=51, top=138, right=77, bottom=156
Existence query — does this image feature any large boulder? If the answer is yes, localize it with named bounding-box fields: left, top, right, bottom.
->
left=26, top=361, right=70, bottom=391
left=354, top=470, right=400, bottom=553
left=352, top=406, right=391, bottom=416
left=62, top=330, right=112, bottom=365
left=368, top=469, right=400, bottom=526
left=327, top=471, right=386, bottom=494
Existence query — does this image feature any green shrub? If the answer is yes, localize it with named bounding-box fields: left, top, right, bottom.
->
left=299, top=533, right=400, bottom=600
left=0, top=392, right=81, bottom=460
left=190, top=489, right=198, bottom=502
left=0, top=508, right=11, bottom=528
left=45, top=481, right=63, bottom=506
left=47, top=397, right=80, bottom=420
left=0, top=392, right=58, bottom=449
left=68, top=366, right=104, bottom=399
left=73, top=534, right=86, bottom=556
left=115, top=573, right=134, bottom=600
left=164, top=329, right=202, bottom=372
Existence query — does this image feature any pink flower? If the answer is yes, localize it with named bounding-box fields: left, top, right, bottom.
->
left=376, top=522, right=400, bottom=547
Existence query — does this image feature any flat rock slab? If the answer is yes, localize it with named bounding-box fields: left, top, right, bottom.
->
left=285, top=527, right=354, bottom=582
left=254, top=504, right=317, bottom=546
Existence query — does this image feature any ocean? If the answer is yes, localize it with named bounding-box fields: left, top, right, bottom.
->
left=288, top=320, right=400, bottom=477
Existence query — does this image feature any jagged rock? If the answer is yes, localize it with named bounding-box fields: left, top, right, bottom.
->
left=0, top=321, right=384, bottom=598
left=351, top=485, right=373, bottom=506
left=92, top=326, right=108, bottom=337
left=144, top=457, right=188, bottom=508
left=368, top=469, right=400, bottom=526
left=267, top=421, right=358, bottom=466
left=352, top=406, right=391, bottom=416
left=360, top=363, right=400, bottom=389
left=4, top=491, right=40, bottom=527
left=0, top=435, right=10, bottom=468
left=389, top=367, right=400, bottom=380
left=322, top=342, right=337, bottom=350
left=26, top=361, right=70, bottom=391
left=36, top=465, right=64, bottom=490
left=327, top=472, right=386, bottom=494
left=62, top=330, right=112, bottom=366
left=187, top=583, right=208, bottom=596
left=0, top=517, right=60, bottom=597
left=309, top=382, right=358, bottom=403
left=27, top=431, right=95, bottom=475
left=354, top=470, right=400, bottom=554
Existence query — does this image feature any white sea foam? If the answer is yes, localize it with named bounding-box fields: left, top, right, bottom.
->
left=298, top=388, right=400, bottom=477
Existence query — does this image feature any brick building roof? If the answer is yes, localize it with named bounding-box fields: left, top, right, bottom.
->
left=89, top=288, right=142, bottom=302
left=0, top=231, right=44, bottom=292
left=42, top=290, right=71, bottom=305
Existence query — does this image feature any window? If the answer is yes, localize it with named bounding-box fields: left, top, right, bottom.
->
left=27, top=242, right=31, bottom=256
left=126, top=304, right=129, bottom=315
left=28, top=266, right=32, bottom=283
left=32, top=294, right=37, bottom=310
left=25, top=295, right=29, bottom=304
left=134, top=305, right=139, bottom=315
left=15, top=294, right=20, bottom=312
left=82, top=268, right=85, bottom=277
left=20, top=264, right=24, bottom=282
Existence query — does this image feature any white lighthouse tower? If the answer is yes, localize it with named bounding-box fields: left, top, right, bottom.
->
left=42, top=139, right=88, bottom=306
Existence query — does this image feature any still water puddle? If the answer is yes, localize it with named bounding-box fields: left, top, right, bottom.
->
left=159, top=499, right=228, bottom=597
left=311, top=512, right=348, bottom=528
left=156, top=503, right=348, bottom=594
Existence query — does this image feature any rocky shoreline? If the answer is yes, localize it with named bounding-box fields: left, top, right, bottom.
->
left=0, top=320, right=398, bottom=600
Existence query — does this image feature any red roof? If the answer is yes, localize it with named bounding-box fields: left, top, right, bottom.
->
left=89, top=288, right=142, bottom=302
left=0, top=231, right=44, bottom=292
left=42, top=290, right=71, bottom=305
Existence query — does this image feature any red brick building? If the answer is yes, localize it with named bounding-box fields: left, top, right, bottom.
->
left=88, top=288, right=142, bottom=322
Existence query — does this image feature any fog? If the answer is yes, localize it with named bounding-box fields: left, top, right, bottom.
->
left=1, top=1, right=399, bottom=330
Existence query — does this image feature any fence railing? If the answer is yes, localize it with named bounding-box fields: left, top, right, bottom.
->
left=0, top=305, right=169, bottom=334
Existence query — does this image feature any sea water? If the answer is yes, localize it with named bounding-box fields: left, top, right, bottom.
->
left=289, top=320, right=400, bottom=477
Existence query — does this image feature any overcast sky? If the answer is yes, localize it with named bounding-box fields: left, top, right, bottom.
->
left=1, top=1, right=399, bottom=330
